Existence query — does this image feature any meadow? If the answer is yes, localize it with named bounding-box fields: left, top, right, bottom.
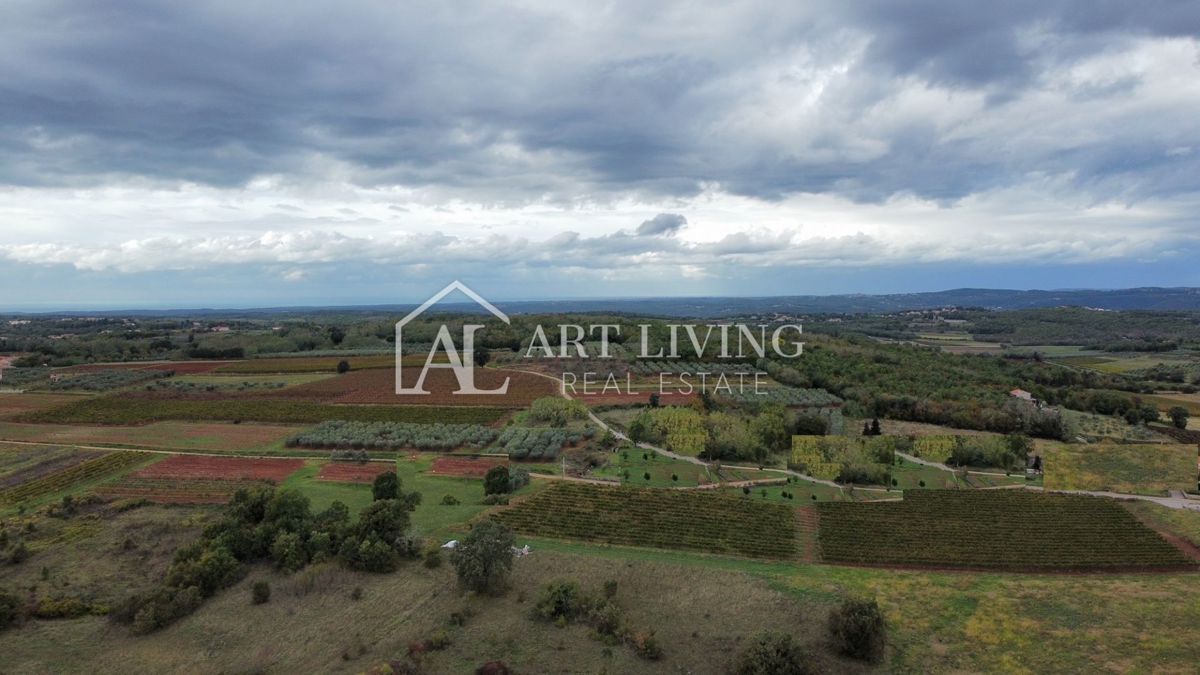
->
left=1039, top=441, right=1197, bottom=496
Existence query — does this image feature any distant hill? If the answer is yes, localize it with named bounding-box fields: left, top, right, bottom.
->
left=5, top=287, right=1200, bottom=319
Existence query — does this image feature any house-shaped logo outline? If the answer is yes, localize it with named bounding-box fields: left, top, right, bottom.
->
left=394, top=280, right=510, bottom=394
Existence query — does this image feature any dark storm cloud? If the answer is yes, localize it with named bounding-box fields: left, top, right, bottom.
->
left=0, top=0, right=1198, bottom=202
left=636, top=213, right=687, bottom=237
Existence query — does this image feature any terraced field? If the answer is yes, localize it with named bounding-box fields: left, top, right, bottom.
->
left=493, top=481, right=797, bottom=559
left=818, top=490, right=1195, bottom=571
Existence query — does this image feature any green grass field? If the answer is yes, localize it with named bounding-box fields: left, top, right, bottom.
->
left=590, top=448, right=771, bottom=487
left=1040, top=441, right=1197, bottom=496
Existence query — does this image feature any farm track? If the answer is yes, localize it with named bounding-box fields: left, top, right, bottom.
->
left=513, top=366, right=1200, bottom=509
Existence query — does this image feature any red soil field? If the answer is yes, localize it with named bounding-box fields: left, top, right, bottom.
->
left=316, top=461, right=395, bottom=483
left=430, top=455, right=508, bottom=478
left=134, top=454, right=304, bottom=482
left=285, top=367, right=554, bottom=408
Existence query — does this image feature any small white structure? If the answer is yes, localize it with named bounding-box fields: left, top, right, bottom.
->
left=441, top=540, right=459, bottom=550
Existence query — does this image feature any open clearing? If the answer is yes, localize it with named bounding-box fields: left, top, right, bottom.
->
left=1039, top=441, right=1197, bottom=496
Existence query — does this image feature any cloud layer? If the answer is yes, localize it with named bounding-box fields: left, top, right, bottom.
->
left=0, top=1, right=1198, bottom=304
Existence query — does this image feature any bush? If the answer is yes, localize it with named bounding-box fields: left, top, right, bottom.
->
left=534, top=580, right=584, bottom=622
left=629, top=631, right=662, bottom=660
left=373, top=471, right=400, bottom=501
left=451, top=521, right=515, bottom=593
left=423, top=548, right=443, bottom=569
left=483, top=465, right=512, bottom=495
left=508, top=467, right=531, bottom=492
left=481, top=494, right=509, bottom=506
left=8, top=542, right=29, bottom=565
left=252, top=581, right=271, bottom=605
left=425, top=629, right=451, bottom=651
left=828, top=598, right=886, bottom=662
left=0, top=589, right=19, bottom=631
left=734, top=631, right=811, bottom=675
left=440, top=494, right=461, bottom=506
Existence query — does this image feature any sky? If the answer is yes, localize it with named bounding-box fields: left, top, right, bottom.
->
left=1, top=1, right=1199, bottom=309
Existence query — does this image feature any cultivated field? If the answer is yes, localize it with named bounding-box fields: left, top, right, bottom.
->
left=284, top=367, right=555, bottom=407
left=0, top=421, right=304, bottom=453
left=429, top=454, right=508, bottom=478
left=494, top=481, right=797, bottom=558
left=132, top=454, right=305, bottom=483
left=0, top=393, right=82, bottom=420
left=818, top=490, right=1195, bottom=571
left=18, top=396, right=509, bottom=426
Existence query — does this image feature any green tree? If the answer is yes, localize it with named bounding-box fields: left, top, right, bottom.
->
left=372, top=471, right=399, bottom=501
left=483, top=465, right=511, bottom=496
left=828, top=598, right=887, bottom=662
left=451, top=521, right=515, bottom=594
left=336, top=359, right=351, bottom=374
left=1168, top=406, right=1189, bottom=430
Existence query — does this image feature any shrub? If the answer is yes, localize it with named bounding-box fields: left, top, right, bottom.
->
left=534, top=580, right=584, bottom=622
left=425, top=629, right=451, bottom=651
left=441, top=494, right=461, bottom=506
left=828, top=598, right=886, bottom=662
left=508, top=467, right=531, bottom=491
left=602, top=579, right=618, bottom=599
left=337, top=360, right=351, bottom=374
left=0, top=589, right=20, bottom=631
left=271, top=532, right=307, bottom=573
left=734, top=631, right=811, bottom=675
left=8, top=542, right=29, bottom=565
left=423, top=548, right=443, bottom=568
left=484, top=465, right=512, bottom=495
left=481, top=494, right=509, bottom=506
left=373, top=471, right=400, bottom=501
left=451, top=521, right=515, bottom=593
left=252, top=581, right=271, bottom=605
left=629, top=631, right=662, bottom=660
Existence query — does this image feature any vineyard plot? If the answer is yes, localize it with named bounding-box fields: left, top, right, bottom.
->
left=0, top=451, right=146, bottom=505
left=493, top=482, right=797, bottom=559
left=818, top=490, right=1196, bottom=571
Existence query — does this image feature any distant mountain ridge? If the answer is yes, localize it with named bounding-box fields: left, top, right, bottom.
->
left=5, top=287, right=1200, bottom=318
